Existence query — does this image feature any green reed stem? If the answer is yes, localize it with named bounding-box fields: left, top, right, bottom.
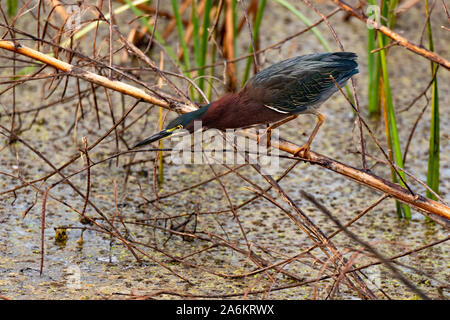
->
left=388, top=0, right=399, bottom=28
left=381, top=82, right=402, bottom=218
left=367, top=0, right=380, bottom=116
left=425, top=0, right=440, bottom=203
left=378, top=32, right=411, bottom=219
left=171, top=0, right=191, bottom=71
left=375, top=0, right=410, bottom=218
left=7, top=0, right=18, bottom=17
left=192, top=0, right=202, bottom=68
left=198, top=0, right=213, bottom=93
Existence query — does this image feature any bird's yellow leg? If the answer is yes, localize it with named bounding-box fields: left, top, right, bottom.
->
left=257, top=115, right=298, bottom=148
left=294, top=112, right=324, bottom=159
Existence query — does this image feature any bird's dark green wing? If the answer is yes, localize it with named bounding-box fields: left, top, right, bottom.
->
left=243, top=52, right=358, bottom=114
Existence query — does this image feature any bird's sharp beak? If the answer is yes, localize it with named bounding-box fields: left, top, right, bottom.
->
left=134, top=129, right=173, bottom=148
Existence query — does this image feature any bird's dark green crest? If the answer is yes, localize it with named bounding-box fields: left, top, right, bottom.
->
left=166, top=105, right=210, bottom=130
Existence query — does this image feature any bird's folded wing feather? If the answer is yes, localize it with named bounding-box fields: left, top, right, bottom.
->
left=243, top=53, right=358, bottom=114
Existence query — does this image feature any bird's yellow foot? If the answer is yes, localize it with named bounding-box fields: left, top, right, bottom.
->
left=294, top=144, right=311, bottom=159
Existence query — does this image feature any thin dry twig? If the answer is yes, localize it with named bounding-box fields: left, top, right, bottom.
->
left=300, top=190, right=430, bottom=300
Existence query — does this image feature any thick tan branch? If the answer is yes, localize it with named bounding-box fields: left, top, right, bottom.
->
left=0, top=40, right=179, bottom=110
left=1, top=40, right=448, bottom=225
left=332, top=0, right=450, bottom=70
left=244, top=131, right=450, bottom=226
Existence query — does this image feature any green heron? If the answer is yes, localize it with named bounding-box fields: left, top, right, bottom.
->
left=135, top=52, right=358, bottom=158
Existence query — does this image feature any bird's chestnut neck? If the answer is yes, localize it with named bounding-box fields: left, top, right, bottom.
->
left=181, top=103, right=211, bottom=132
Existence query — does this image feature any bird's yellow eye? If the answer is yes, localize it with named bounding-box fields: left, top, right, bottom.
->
left=167, top=125, right=183, bottom=132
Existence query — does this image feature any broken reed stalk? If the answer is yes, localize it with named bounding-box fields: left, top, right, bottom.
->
left=0, top=40, right=449, bottom=225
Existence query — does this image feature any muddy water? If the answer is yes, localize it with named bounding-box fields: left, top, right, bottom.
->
left=0, top=1, right=448, bottom=299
